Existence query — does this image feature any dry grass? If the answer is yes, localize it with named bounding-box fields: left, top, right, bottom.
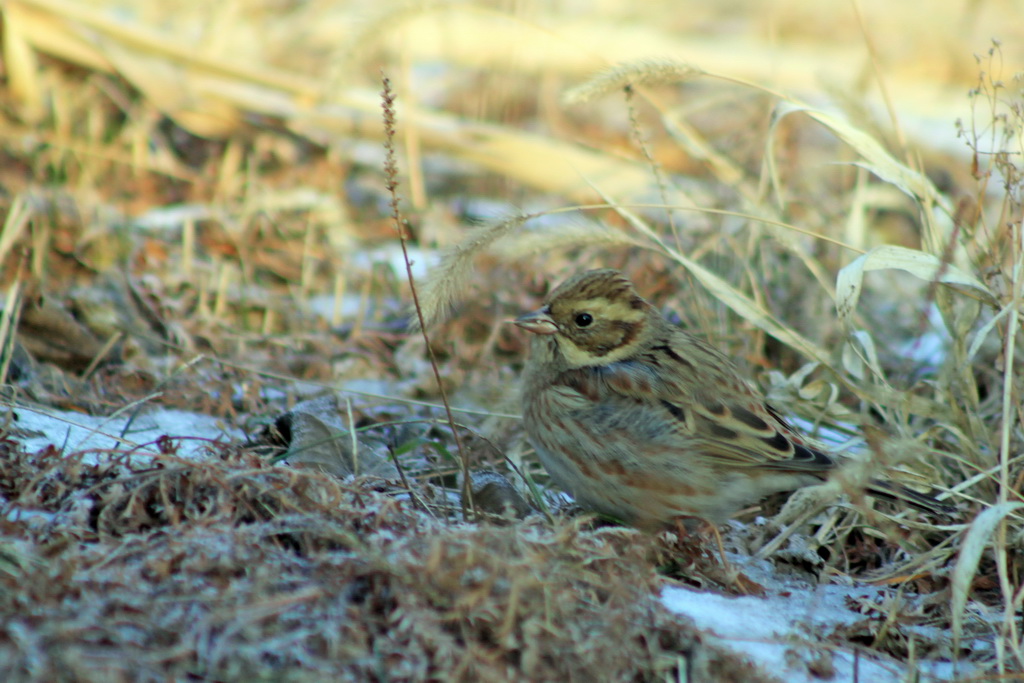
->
left=0, top=0, right=1022, bottom=679
left=0, top=439, right=771, bottom=682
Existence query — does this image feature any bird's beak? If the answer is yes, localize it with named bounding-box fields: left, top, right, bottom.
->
left=513, top=307, right=558, bottom=335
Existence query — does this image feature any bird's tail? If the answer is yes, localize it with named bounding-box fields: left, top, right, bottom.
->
left=865, top=480, right=956, bottom=516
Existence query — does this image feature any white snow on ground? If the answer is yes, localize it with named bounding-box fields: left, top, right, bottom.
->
left=3, top=405, right=244, bottom=526
left=5, top=405, right=969, bottom=680
left=7, top=404, right=243, bottom=463
left=896, top=304, right=950, bottom=366
left=661, top=578, right=962, bottom=682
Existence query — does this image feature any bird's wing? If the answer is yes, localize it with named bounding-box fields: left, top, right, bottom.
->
left=579, top=346, right=836, bottom=472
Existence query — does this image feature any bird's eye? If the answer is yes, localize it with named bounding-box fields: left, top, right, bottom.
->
left=574, top=312, right=593, bottom=327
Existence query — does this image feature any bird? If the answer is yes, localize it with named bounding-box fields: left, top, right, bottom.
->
left=514, top=268, right=951, bottom=531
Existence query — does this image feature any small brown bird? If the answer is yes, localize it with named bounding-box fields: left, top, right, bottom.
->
left=515, top=268, right=950, bottom=530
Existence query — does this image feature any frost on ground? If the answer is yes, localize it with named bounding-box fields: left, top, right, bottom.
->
left=662, top=579, right=963, bottom=682
left=7, top=404, right=243, bottom=463
left=0, top=405, right=970, bottom=682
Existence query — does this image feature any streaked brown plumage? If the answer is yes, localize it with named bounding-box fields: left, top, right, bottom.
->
left=515, top=268, right=950, bottom=530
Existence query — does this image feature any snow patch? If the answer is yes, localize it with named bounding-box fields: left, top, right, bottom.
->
left=9, top=405, right=242, bottom=463
left=661, top=580, right=962, bottom=682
